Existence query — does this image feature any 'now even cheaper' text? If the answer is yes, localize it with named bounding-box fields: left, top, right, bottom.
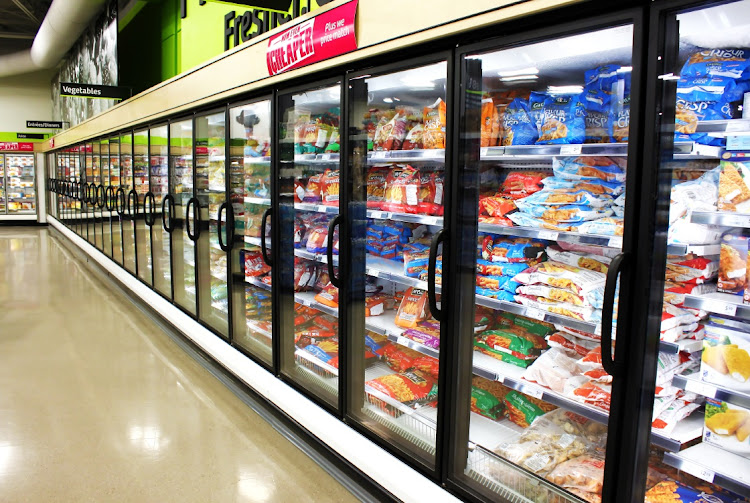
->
left=266, top=18, right=315, bottom=75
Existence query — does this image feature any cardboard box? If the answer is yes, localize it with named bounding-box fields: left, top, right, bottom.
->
left=718, top=234, right=748, bottom=295
left=701, top=324, right=750, bottom=393
left=703, top=398, right=750, bottom=460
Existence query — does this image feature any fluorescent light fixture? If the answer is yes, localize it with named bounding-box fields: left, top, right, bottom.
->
left=498, top=66, right=539, bottom=77
left=393, top=97, right=401, bottom=101
left=618, top=66, right=633, bottom=73
left=400, top=76, right=435, bottom=88
left=547, top=85, right=584, bottom=94
left=382, top=98, right=393, bottom=103
left=500, top=75, right=539, bottom=82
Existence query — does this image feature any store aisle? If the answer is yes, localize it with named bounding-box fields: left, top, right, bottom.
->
left=0, top=227, right=359, bottom=503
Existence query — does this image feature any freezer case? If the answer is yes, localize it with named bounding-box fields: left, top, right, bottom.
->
left=150, top=125, right=171, bottom=299
left=447, top=22, right=651, bottom=503
left=229, top=98, right=274, bottom=366
left=100, top=139, right=114, bottom=258
left=278, top=81, right=343, bottom=409
left=121, top=133, right=137, bottom=275
left=110, top=137, right=124, bottom=265
left=646, top=0, right=750, bottom=500
left=134, top=130, right=152, bottom=286
left=5, top=154, right=36, bottom=214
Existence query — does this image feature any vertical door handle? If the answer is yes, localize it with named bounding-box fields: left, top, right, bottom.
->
left=162, top=194, right=175, bottom=232
left=97, top=185, right=106, bottom=209
left=327, top=215, right=341, bottom=288
left=260, top=207, right=272, bottom=266
left=217, top=201, right=229, bottom=251
left=144, top=192, right=156, bottom=226
left=186, top=197, right=200, bottom=242
left=116, top=187, right=126, bottom=215
left=600, top=251, right=631, bottom=378
left=227, top=202, right=235, bottom=251
left=127, top=189, right=138, bottom=219
left=428, top=229, right=446, bottom=322
left=106, top=186, right=115, bottom=210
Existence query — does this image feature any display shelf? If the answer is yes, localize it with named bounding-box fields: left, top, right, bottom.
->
left=242, top=274, right=272, bottom=291
left=294, top=291, right=338, bottom=317
left=663, top=443, right=750, bottom=496
left=481, top=143, right=626, bottom=159
left=366, top=255, right=438, bottom=292
left=295, top=202, right=340, bottom=214
left=683, top=292, right=750, bottom=320
left=471, top=351, right=701, bottom=451
left=246, top=319, right=272, bottom=340
left=691, top=211, right=750, bottom=228
left=475, top=294, right=600, bottom=335
left=694, top=118, right=750, bottom=135
left=659, top=339, right=704, bottom=354
left=672, top=374, right=750, bottom=409
left=295, top=346, right=339, bottom=377
left=368, top=149, right=445, bottom=163
left=666, top=243, right=721, bottom=256
left=243, top=235, right=267, bottom=247
left=672, top=142, right=723, bottom=159
left=364, top=311, right=440, bottom=359
left=478, top=221, right=623, bottom=249
left=244, top=196, right=271, bottom=205
left=244, top=155, right=271, bottom=164
left=367, top=210, right=443, bottom=226
left=294, top=248, right=339, bottom=266
left=210, top=269, right=226, bottom=282
left=211, top=300, right=228, bottom=314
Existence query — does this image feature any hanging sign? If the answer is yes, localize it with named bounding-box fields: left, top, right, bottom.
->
left=26, top=121, right=63, bottom=129
left=266, top=0, right=357, bottom=76
left=60, top=83, right=131, bottom=100
left=17, top=133, right=45, bottom=140
left=0, top=142, right=34, bottom=151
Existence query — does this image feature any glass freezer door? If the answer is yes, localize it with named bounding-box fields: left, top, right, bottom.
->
left=134, top=130, right=152, bottom=286
left=110, top=137, right=124, bottom=265
left=0, top=155, right=5, bottom=214
left=279, top=82, right=342, bottom=409
left=346, top=61, right=449, bottom=468
left=121, top=133, right=137, bottom=275
left=85, top=144, right=95, bottom=244
left=643, top=1, right=750, bottom=500
left=451, top=24, right=637, bottom=503
left=195, top=110, right=229, bottom=338
left=170, top=119, right=197, bottom=316
left=100, top=139, right=113, bottom=258
left=5, top=154, right=35, bottom=215
left=92, top=142, right=104, bottom=250
left=150, top=125, right=171, bottom=299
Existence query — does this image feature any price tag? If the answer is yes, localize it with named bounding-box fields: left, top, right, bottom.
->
left=709, top=300, right=737, bottom=317
left=685, top=379, right=715, bottom=398
left=726, top=120, right=748, bottom=133
left=680, top=461, right=715, bottom=483
left=320, top=153, right=332, bottom=161
left=396, top=336, right=410, bottom=348
left=608, top=236, right=623, bottom=248
left=367, top=268, right=379, bottom=278
left=526, top=308, right=546, bottom=321
left=520, top=384, right=544, bottom=400
left=538, top=230, right=559, bottom=241
left=560, top=144, right=583, bottom=155
left=720, top=214, right=750, bottom=228
left=372, top=151, right=387, bottom=159
left=480, top=147, right=489, bottom=158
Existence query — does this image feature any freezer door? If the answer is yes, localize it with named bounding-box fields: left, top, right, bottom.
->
left=110, top=138, right=124, bottom=266
left=85, top=145, right=96, bottom=244
left=229, top=99, right=274, bottom=366
left=121, top=134, right=137, bottom=275
left=150, top=125, right=172, bottom=299
left=134, top=130, right=153, bottom=286
left=345, top=61, right=449, bottom=469
left=278, top=82, right=343, bottom=409
left=5, top=154, right=35, bottom=215
left=100, top=140, right=113, bottom=258
left=195, top=111, right=230, bottom=338
left=641, top=1, right=750, bottom=500
left=170, top=119, right=197, bottom=316
left=450, top=23, right=639, bottom=503
left=0, top=155, right=5, bottom=214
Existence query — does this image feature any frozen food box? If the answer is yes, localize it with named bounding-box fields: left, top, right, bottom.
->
left=718, top=234, right=748, bottom=294
left=747, top=242, right=750, bottom=304
left=703, top=398, right=750, bottom=460
left=718, top=160, right=750, bottom=213
left=702, top=323, right=750, bottom=392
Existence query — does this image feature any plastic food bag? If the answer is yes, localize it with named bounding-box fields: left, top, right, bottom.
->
left=542, top=176, right=624, bottom=196
left=576, top=217, right=624, bottom=236
left=514, top=201, right=613, bottom=224
left=503, top=98, right=538, bottom=146
left=507, top=212, right=574, bottom=231
left=552, top=157, right=626, bottom=183
left=545, top=454, right=605, bottom=497
left=366, top=370, right=437, bottom=405
left=314, top=282, right=339, bottom=308
left=518, top=188, right=614, bottom=208
left=681, top=48, right=750, bottom=79
left=383, top=165, right=421, bottom=213
left=481, top=97, right=500, bottom=147
left=503, top=390, right=557, bottom=428
left=320, top=169, right=340, bottom=207
left=501, top=171, right=548, bottom=199
left=423, top=98, right=447, bottom=150
left=304, top=174, right=322, bottom=202
left=394, top=287, right=430, bottom=328
left=537, top=94, right=586, bottom=145
left=514, top=261, right=606, bottom=296
left=546, top=247, right=610, bottom=273
left=402, top=124, right=423, bottom=150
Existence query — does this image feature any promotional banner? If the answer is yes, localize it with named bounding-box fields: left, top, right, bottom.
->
left=60, top=83, right=131, bottom=100
left=266, top=0, right=357, bottom=76
left=0, top=142, right=34, bottom=151
left=26, top=121, right=63, bottom=129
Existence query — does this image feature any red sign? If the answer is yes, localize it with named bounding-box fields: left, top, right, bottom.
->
left=266, top=0, right=357, bottom=76
left=0, top=142, right=34, bottom=152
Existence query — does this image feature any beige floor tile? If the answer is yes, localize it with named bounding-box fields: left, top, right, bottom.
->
left=0, top=227, right=359, bottom=503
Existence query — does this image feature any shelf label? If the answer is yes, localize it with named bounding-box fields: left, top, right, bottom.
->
left=372, top=151, right=387, bottom=159
left=320, top=153, right=332, bottom=161
left=520, top=384, right=544, bottom=400
left=726, top=121, right=748, bottom=133
left=526, top=308, right=546, bottom=321
left=720, top=214, right=750, bottom=228
left=560, top=145, right=582, bottom=155
left=680, top=461, right=715, bottom=483
left=538, top=230, right=559, bottom=241
left=708, top=300, right=737, bottom=317
left=685, top=379, right=716, bottom=398
left=480, top=147, right=489, bottom=157
left=608, top=236, right=623, bottom=248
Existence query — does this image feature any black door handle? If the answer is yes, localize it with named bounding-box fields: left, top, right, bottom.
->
left=428, top=229, right=446, bottom=322
left=162, top=194, right=175, bottom=232
left=144, top=192, right=156, bottom=226
left=260, top=207, right=272, bottom=266
left=227, top=202, right=235, bottom=251
left=600, top=251, right=631, bottom=378
left=97, top=185, right=106, bottom=209
left=115, top=187, right=126, bottom=215
left=127, top=189, right=138, bottom=219
left=217, top=201, right=229, bottom=252
left=186, top=197, right=200, bottom=241
left=327, top=215, right=341, bottom=288
left=106, top=186, right=115, bottom=210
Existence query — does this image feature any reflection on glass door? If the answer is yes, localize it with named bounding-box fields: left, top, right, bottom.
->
left=134, top=130, right=152, bottom=285
left=110, top=137, right=124, bottom=265
left=171, top=119, right=197, bottom=315
left=230, top=99, right=273, bottom=365
left=279, top=82, right=342, bottom=408
left=347, top=61, right=448, bottom=467
left=451, top=25, right=635, bottom=503
left=151, top=125, right=171, bottom=298
left=121, top=132, right=136, bottom=274
left=643, top=1, right=750, bottom=501
left=195, top=110, right=229, bottom=337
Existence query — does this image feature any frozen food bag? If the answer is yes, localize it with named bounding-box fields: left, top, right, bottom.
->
left=502, top=98, right=538, bottom=146
left=645, top=480, right=742, bottom=503
left=366, top=370, right=437, bottom=406
left=394, top=287, right=430, bottom=328
left=502, top=390, right=557, bottom=428
left=681, top=48, right=750, bottom=79
left=542, top=176, right=624, bottom=196
left=518, top=189, right=613, bottom=208
left=545, top=454, right=605, bottom=497
left=537, top=94, right=586, bottom=145
left=507, top=212, right=574, bottom=231
left=481, top=97, right=500, bottom=147
left=513, top=201, right=612, bottom=224
left=514, top=260, right=606, bottom=296
left=423, top=98, right=447, bottom=150
left=718, top=160, right=750, bottom=212
left=402, top=124, right=423, bottom=150
left=701, top=324, right=750, bottom=391
left=576, top=217, right=624, bottom=237
left=719, top=234, right=748, bottom=294
left=552, top=156, right=626, bottom=183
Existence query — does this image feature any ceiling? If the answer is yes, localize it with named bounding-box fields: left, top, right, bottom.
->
left=0, top=0, right=52, bottom=56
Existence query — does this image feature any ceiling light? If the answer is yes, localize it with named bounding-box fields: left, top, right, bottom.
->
left=498, top=67, right=539, bottom=77
left=382, top=98, right=393, bottom=103
left=547, top=85, right=584, bottom=94
left=618, top=66, right=633, bottom=73
left=500, top=75, right=539, bottom=82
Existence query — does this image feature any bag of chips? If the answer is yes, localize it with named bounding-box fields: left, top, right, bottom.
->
left=383, top=165, right=421, bottom=213
left=366, top=370, right=438, bottom=405
left=320, top=169, right=340, bottom=207
left=423, top=98, right=447, bottom=150
left=394, top=287, right=431, bottom=328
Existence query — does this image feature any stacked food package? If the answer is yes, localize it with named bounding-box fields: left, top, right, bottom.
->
left=291, top=108, right=340, bottom=154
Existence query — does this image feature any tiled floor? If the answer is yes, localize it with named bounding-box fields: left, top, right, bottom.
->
left=0, top=227, right=359, bottom=502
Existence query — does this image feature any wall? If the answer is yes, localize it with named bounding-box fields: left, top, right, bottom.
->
left=0, top=70, right=55, bottom=142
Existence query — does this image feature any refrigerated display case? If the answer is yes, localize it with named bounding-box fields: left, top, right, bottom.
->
left=170, top=118, right=197, bottom=315
left=230, top=98, right=273, bottom=366
left=2, top=154, right=37, bottom=215
left=134, top=130, right=152, bottom=285
left=278, top=81, right=343, bottom=409
left=150, top=125, right=171, bottom=298
left=195, top=110, right=230, bottom=337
